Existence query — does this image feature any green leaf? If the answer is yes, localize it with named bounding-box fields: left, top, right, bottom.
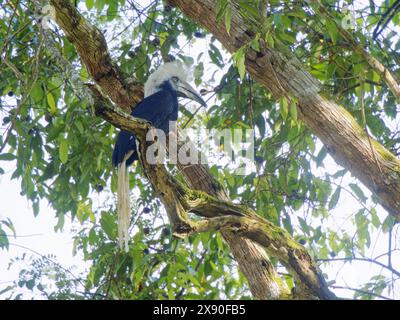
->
left=54, top=214, right=65, bottom=232
left=0, top=286, right=13, bottom=295
left=328, top=232, right=338, bottom=253
left=30, top=83, right=44, bottom=102
left=382, top=215, right=395, bottom=233
left=47, top=92, right=57, bottom=115
left=282, top=214, right=293, bottom=235
left=159, top=32, right=169, bottom=46
left=209, top=43, right=224, bottom=68
left=88, top=228, right=97, bottom=245
left=96, top=0, right=106, bottom=12
left=101, top=212, right=117, bottom=239
left=0, top=153, right=16, bottom=161
left=238, top=57, right=246, bottom=80
left=369, top=0, right=375, bottom=13
left=265, top=32, right=274, bottom=48
left=332, top=168, right=347, bottom=179
left=326, top=20, right=338, bottom=45
left=77, top=201, right=92, bottom=224
left=194, top=62, right=204, bottom=86
left=328, top=186, right=341, bottom=210
left=0, top=227, right=10, bottom=250
left=75, top=121, right=84, bottom=134
left=349, top=183, right=367, bottom=203
left=239, top=2, right=259, bottom=17
left=224, top=4, right=232, bottom=34
left=278, top=31, right=296, bottom=44
left=250, top=36, right=260, bottom=52
left=233, top=47, right=246, bottom=80
left=216, top=0, right=228, bottom=21
left=369, top=207, right=380, bottom=228
left=298, top=217, right=310, bottom=234
left=2, top=218, right=16, bottom=237
left=279, top=96, right=288, bottom=120
left=289, top=102, right=298, bottom=121
left=26, top=279, right=35, bottom=290
left=107, top=1, right=119, bottom=21
left=86, top=0, right=94, bottom=10
left=32, top=201, right=39, bottom=217
left=59, top=139, right=68, bottom=164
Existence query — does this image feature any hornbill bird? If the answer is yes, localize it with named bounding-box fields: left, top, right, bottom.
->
left=112, top=61, right=207, bottom=251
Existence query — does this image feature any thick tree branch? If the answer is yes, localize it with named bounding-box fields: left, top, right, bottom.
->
left=183, top=216, right=335, bottom=299
left=170, top=0, right=400, bottom=221
left=49, top=0, right=143, bottom=110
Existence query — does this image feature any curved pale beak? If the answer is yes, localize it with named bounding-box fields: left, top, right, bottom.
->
left=177, top=81, right=207, bottom=107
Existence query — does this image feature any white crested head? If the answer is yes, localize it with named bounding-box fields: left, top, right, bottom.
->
left=144, top=61, right=190, bottom=97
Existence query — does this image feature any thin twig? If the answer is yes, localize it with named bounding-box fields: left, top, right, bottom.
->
left=330, top=285, right=392, bottom=300
left=318, top=257, right=400, bottom=278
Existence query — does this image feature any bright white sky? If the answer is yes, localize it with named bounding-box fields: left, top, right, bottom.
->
left=1, top=0, right=399, bottom=300
left=0, top=161, right=86, bottom=297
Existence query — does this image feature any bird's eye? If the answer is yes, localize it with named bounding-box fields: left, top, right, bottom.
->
left=171, top=76, right=179, bottom=83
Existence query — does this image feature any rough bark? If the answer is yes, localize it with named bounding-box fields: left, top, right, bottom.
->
left=49, top=0, right=143, bottom=110
left=170, top=0, right=400, bottom=220
left=178, top=160, right=287, bottom=299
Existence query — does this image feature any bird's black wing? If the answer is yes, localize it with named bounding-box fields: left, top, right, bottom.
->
left=131, top=89, right=177, bottom=130
left=112, top=90, right=177, bottom=167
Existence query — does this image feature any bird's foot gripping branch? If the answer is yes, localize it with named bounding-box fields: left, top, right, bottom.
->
left=89, top=85, right=336, bottom=300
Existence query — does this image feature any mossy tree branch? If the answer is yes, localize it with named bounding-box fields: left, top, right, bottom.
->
left=49, top=0, right=143, bottom=110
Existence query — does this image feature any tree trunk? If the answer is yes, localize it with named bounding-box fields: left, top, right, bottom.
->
left=178, top=163, right=288, bottom=299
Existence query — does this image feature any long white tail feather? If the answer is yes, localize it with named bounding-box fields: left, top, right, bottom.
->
left=117, top=159, right=130, bottom=252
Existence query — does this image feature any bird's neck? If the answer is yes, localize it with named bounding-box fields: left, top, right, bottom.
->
left=159, top=80, right=178, bottom=100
